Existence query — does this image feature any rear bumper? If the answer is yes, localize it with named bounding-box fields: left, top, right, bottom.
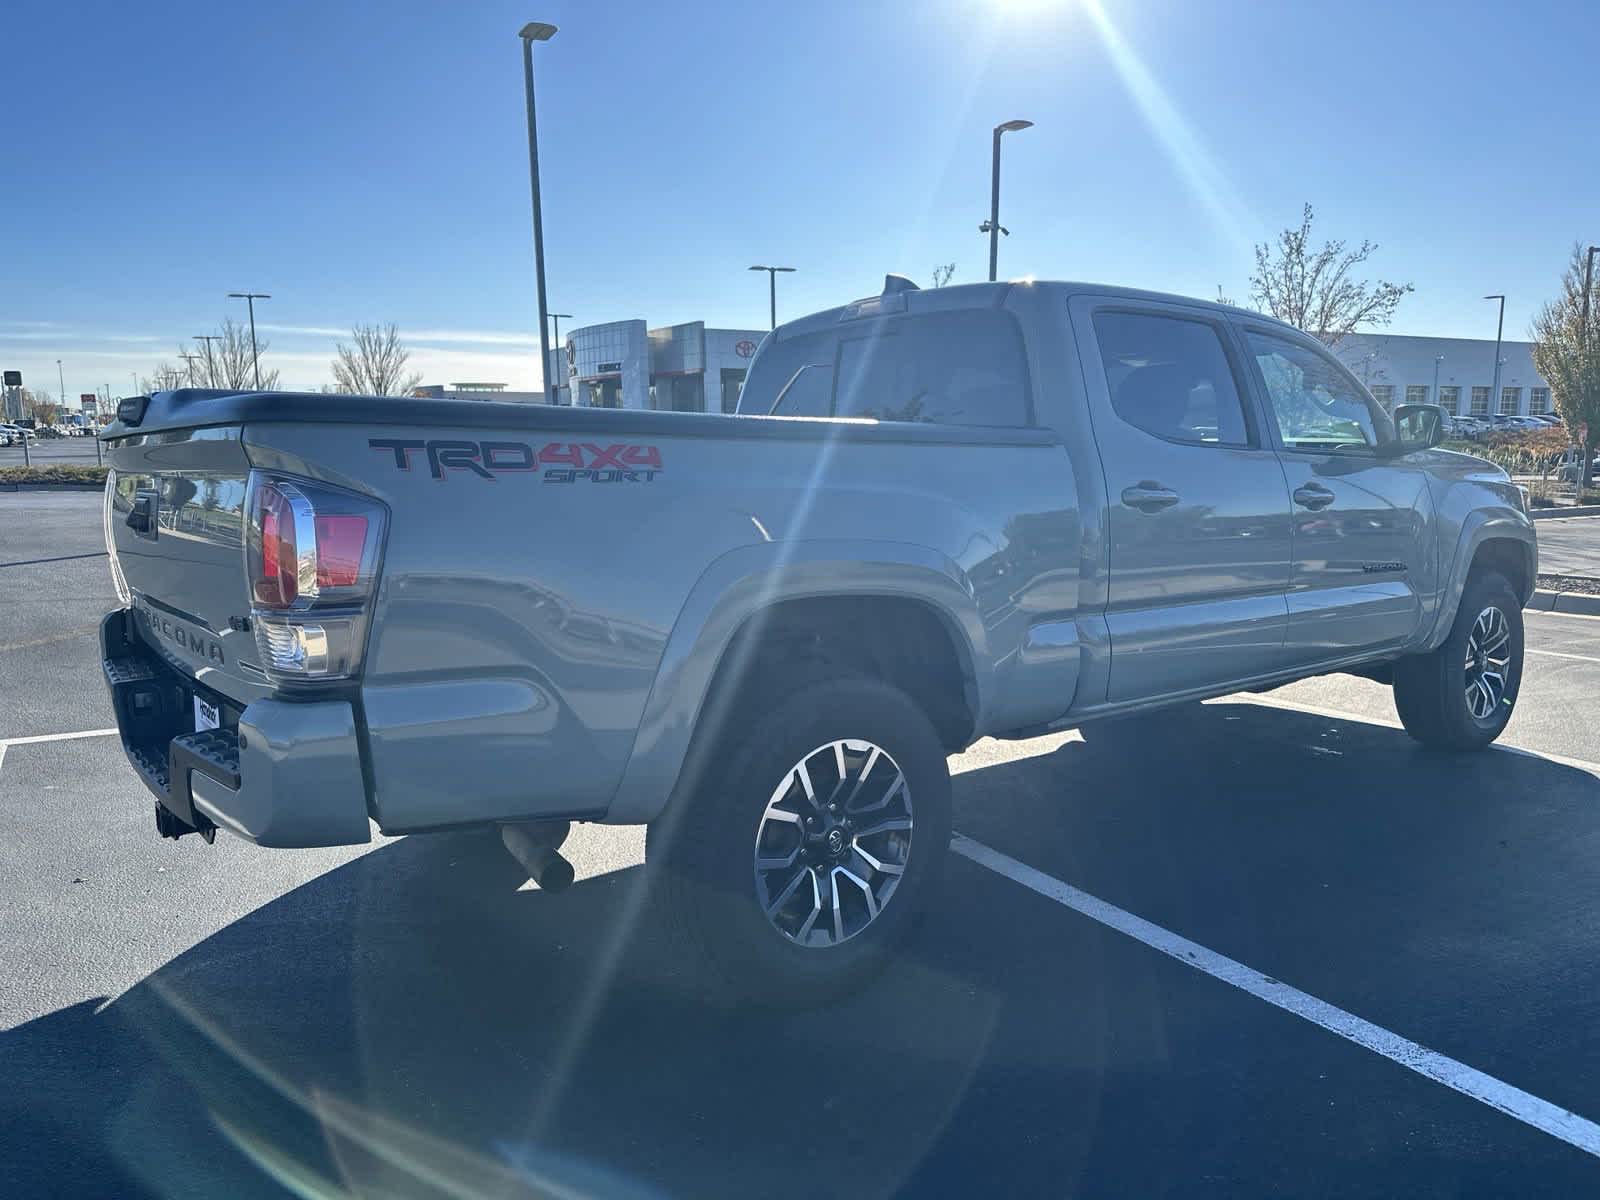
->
left=100, top=609, right=372, bottom=847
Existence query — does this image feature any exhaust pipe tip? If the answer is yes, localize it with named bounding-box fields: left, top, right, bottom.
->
left=500, top=822, right=575, bottom=892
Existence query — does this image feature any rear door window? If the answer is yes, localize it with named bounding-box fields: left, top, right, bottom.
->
left=834, top=310, right=1031, bottom=426
left=1091, top=310, right=1251, bottom=446
left=742, top=308, right=1031, bottom=425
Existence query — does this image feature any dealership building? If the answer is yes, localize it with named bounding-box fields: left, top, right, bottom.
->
left=564, top=320, right=765, bottom=412
left=1333, top=332, right=1553, bottom=418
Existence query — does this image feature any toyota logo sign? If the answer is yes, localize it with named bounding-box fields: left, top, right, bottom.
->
left=735, top=340, right=757, bottom=359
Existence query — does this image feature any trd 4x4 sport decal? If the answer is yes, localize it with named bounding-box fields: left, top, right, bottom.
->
left=369, top=439, right=662, bottom=482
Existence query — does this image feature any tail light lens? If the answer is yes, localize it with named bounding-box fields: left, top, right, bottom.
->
left=103, top=469, right=131, bottom=605
left=244, top=473, right=387, bottom=682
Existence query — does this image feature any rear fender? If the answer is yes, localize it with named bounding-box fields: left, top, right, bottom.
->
left=604, top=539, right=987, bottom=824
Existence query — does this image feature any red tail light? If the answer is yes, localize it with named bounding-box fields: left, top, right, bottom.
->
left=247, top=475, right=383, bottom=613
left=245, top=473, right=387, bottom=682
left=254, top=481, right=301, bottom=609
left=314, top=515, right=368, bottom=587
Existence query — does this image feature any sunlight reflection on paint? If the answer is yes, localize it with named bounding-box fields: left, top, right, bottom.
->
left=1081, top=0, right=1257, bottom=256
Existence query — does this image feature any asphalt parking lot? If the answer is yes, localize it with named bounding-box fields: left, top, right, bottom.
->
left=6, top=491, right=1600, bottom=1197
left=0, top=436, right=105, bottom=466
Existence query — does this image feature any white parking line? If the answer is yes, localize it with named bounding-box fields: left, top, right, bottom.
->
left=1527, top=647, right=1600, bottom=665
left=0, top=727, right=118, bottom=748
left=1527, top=608, right=1600, bottom=624
left=0, top=727, right=118, bottom=778
left=953, top=832, right=1600, bottom=1159
left=1228, top=693, right=1600, bottom=779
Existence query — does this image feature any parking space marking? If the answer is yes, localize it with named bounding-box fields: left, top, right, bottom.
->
left=0, top=728, right=118, bottom=777
left=0, top=551, right=107, bottom=570
left=1228, top=693, right=1600, bottom=779
left=952, top=832, right=1600, bottom=1159
left=1527, top=609, right=1600, bottom=624
left=1526, top=648, right=1600, bottom=665
left=0, top=727, right=118, bottom=748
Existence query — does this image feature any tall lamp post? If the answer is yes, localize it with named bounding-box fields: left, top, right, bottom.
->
left=548, top=312, right=571, bottom=401
left=1581, top=245, right=1599, bottom=348
left=519, top=21, right=558, bottom=403
left=57, top=359, right=65, bottom=413
left=981, top=119, right=1032, bottom=282
left=1484, top=294, right=1506, bottom=417
left=194, top=334, right=222, bottom=387
left=227, top=292, right=271, bottom=389
left=1432, top=354, right=1445, bottom=406
left=748, top=265, right=796, bottom=330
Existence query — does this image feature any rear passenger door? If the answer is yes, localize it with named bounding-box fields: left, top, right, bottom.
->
left=1070, top=297, right=1294, bottom=703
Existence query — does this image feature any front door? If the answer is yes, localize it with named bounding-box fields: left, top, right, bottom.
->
left=1071, top=298, right=1295, bottom=704
left=1238, top=326, right=1429, bottom=663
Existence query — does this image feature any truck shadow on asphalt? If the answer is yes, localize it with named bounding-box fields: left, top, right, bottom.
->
left=7, top=702, right=1600, bottom=1198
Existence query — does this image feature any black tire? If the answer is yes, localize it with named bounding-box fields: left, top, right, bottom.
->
left=1394, top=569, right=1523, bottom=750
left=646, top=676, right=951, bottom=1007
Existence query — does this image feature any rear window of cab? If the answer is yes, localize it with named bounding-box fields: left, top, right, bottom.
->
left=740, top=309, right=1031, bottom=427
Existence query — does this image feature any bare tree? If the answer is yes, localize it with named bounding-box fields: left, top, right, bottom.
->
left=139, top=362, right=189, bottom=393
left=931, top=263, right=957, bottom=288
left=1249, top=204, right=1413, bottom=347
left=21, top=388, right=60, bottom=425
left=330, top=323, right=423, bottom=396
left=211, top=317, right=280, bottom=390
left=1530, top=242, right=1600, bottom=488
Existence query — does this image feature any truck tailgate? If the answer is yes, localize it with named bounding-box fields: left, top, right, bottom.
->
left=105, top=425, right=269, bottom=705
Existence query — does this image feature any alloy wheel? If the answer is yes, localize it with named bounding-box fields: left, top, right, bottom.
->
left=752, top=739, right=913, bottom=947
left=1463, top=605, right=1512, bottom=721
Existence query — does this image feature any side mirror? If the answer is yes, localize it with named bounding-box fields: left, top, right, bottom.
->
left=1389, top=403, right=1444, bottom=454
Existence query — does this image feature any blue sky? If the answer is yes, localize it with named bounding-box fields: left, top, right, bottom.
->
left=2, top=0, right=1595, bottom=398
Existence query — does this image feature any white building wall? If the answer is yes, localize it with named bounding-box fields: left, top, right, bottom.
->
left=1333, top=333, right=1549, bottom=417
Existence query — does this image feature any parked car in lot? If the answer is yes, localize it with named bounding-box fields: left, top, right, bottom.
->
left=1450, top=415, right=1489, bottom=439
left=96, top=278, right=1537, bottom=1000
left=1, top=422, right=36, bottom=446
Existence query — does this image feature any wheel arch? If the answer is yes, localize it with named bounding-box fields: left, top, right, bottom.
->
left=605, top=540, right=988, bottom=824
left=1423, top=514, right=1536, bottom=652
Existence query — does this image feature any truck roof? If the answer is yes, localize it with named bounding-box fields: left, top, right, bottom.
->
left=767, top=278, right=1300, bottom=342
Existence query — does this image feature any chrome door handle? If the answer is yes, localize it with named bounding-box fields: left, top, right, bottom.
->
left=1293, top=483, right=1335, bottom=510
left=1121, top=483, right=1181, bottom=512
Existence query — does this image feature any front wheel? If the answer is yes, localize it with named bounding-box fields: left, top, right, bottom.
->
left=646, top=676, right=952, bottom=1006
left=1394, top=569, right=1524, bottom=749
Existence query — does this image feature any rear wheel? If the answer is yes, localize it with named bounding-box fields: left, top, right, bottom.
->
left=646, top=676, right=951, bottom=1006
left=1394, top=569, right=1523, bottom=749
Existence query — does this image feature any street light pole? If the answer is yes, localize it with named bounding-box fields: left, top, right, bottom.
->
left=548, top=312, right=571, bottom=401
left=1432, top=354, right=1444, bottom=406
left=1485, top=294, right=1506, bottom=416
left=194, top=335, right=221, bottom=387
left=983, top=119, right=1032, bottom=282
left=57, top=359, right=65, bottom=412
left=1581, top=245, right=1599, bottom=349
left=748, top=265, right=796, bottom=330
left=519, top=22, right=558, bottom=404
left=227, top=292, right=271, bottom=389
left=179, top=353, right=202, bottom=385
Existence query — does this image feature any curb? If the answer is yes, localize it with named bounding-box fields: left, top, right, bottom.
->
left=1529, top=589, right=1600, bottom=615
left=1531, top=506, right=1600, bottom=520
left=0, top=482, right=105, bottom=492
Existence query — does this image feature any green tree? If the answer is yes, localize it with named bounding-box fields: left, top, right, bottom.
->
left=1530, top=243, right=1600, bottom=487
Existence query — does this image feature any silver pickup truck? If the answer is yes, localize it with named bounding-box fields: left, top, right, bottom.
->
left=98, top=277, right=1535, bottom=1000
